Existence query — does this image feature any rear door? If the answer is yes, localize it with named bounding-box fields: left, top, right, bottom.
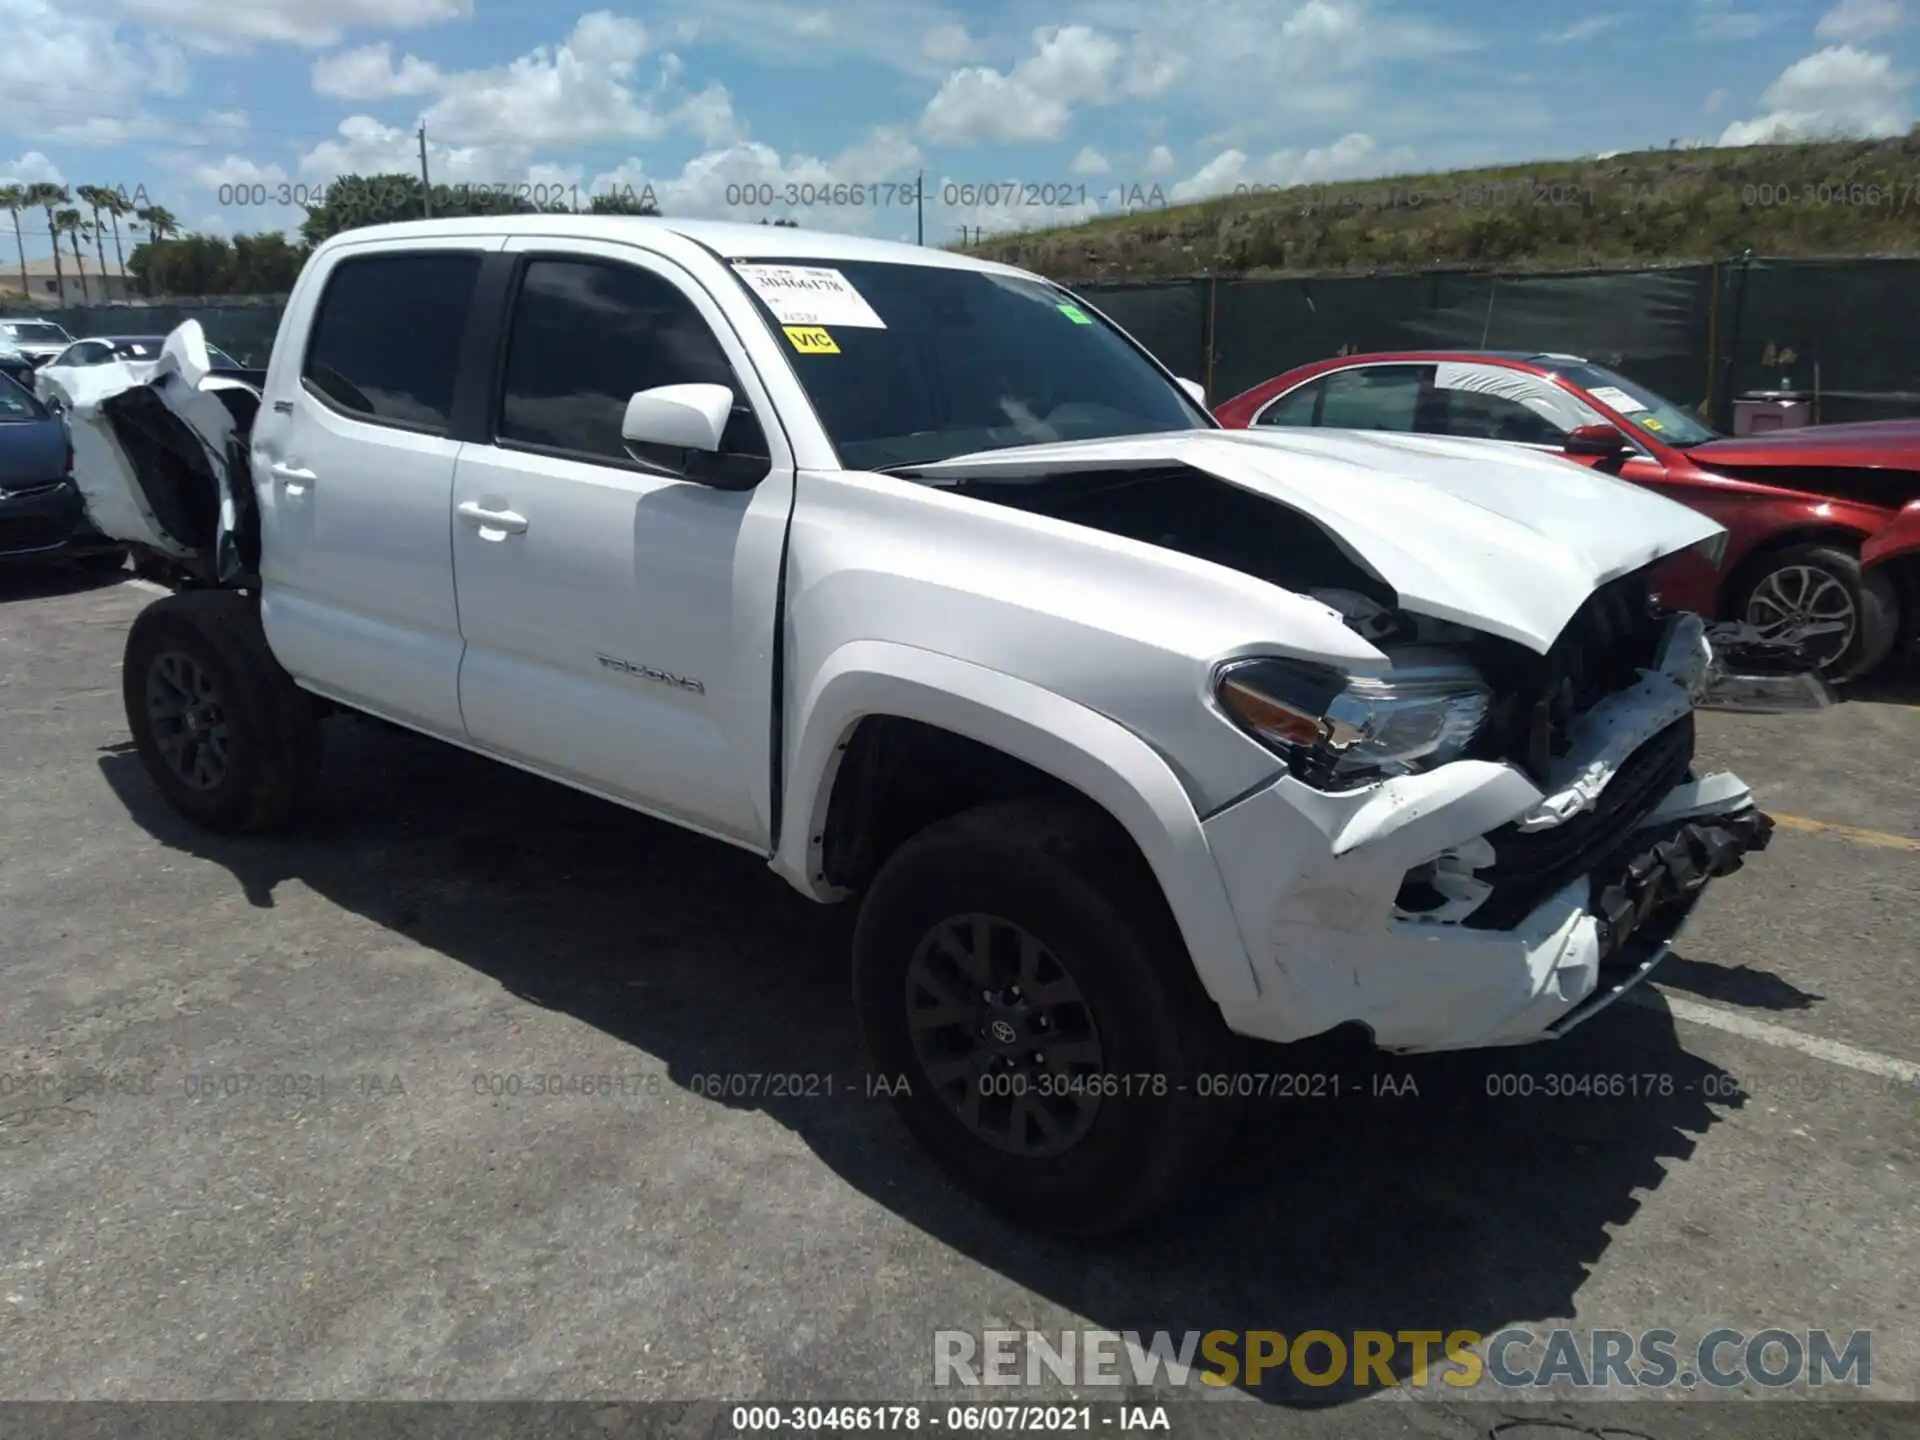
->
left=448, top=238, right=795, bottom=849
left=250, top=237, right=502, bottom=738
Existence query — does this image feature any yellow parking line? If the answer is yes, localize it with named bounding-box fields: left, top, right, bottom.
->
left=1771, top=813, right=1920, bottom=852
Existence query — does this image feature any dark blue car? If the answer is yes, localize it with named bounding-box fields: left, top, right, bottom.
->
left=0, top=371, right=124, bottom=568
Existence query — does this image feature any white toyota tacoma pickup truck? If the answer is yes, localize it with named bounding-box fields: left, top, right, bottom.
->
left=76, top=215, right=1774, bottom=1234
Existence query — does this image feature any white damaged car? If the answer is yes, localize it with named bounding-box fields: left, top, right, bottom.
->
left=78, top=218, right=1778, bottom=1234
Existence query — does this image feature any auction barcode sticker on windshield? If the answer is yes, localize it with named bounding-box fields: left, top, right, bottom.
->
left=1588, top=384, right=1647, bottom=413
left=731, top=264, right=886, bottom=328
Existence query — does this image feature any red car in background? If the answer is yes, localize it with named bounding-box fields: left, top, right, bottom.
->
left=1214, top=351, right=1920, bottom=679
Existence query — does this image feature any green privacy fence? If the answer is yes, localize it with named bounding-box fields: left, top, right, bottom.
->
left=1074, top=256, right=1920, bottom=426
left=33, top=257, right=1920, bottom=426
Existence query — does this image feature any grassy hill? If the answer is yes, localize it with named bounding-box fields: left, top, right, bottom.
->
left=961, top=133, right=1920, bottom=279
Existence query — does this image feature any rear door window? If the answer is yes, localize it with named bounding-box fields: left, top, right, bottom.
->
left=301, top=252, right=482, bottom=431
left=1317, top=365, right=1430, bottom=431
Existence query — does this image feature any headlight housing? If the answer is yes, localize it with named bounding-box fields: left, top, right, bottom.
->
left=1214, top=655, right=1491, bottom=791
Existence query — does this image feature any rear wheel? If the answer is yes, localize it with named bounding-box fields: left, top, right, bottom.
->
left=122, top=590, right=320, bottom=832
left=852, top=799, right=1241, bottom=1235
left=1733, top=542, right=1898, bottom=680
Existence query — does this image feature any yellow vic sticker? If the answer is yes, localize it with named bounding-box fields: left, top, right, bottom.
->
left=784, top=325, right=839, bottom=354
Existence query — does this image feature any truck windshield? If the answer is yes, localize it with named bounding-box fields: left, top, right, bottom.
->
left=725, top=257, right=1210, bottom=471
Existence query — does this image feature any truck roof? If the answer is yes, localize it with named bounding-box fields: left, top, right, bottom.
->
left=314, top=214, right=1037, bottom=277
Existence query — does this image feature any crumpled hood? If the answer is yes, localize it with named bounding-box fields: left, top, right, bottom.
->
left=907, top=428, right=1723, bottom=654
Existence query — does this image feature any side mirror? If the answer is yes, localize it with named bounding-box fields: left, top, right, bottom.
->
left=621, top=383, right=733, bottom=454
left=1564, top=422, right=1629, bottom=459
left=1176, top=377, right=1207, bottom=407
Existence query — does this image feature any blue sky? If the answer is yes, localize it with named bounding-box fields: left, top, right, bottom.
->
left=2, top=0, right=1915, bottom=259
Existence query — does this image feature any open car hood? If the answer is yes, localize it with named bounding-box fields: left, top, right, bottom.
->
left=906, top=428, right=1724, bottom=654
left=63, top=320, right=262, bottom=583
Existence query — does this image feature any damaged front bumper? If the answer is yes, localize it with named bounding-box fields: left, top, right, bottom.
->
left=1201, top=619, right=1775, bottom=1053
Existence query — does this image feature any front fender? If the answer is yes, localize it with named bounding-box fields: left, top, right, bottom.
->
left=773, top=639, right=1264, bottom=1008
left=1864, top=499, right=1920, bottom=571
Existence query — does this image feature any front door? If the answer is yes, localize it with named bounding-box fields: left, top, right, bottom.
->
left=449, top=240, right=794, bottom=849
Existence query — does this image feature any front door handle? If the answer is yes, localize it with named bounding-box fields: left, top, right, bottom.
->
left=269, top=461, right=316, bottom=497
left=456, top=500, right=529, bottom=536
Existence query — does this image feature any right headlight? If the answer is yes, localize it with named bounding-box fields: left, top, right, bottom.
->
left=1214, top=655, right=1491, bottom=791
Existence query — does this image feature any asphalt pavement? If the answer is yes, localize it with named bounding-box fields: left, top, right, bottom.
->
left=1, top=565, right=1915, bottom=1440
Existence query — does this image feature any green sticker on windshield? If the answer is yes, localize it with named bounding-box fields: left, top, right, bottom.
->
left=1056, top=303, right=1093, bottom=324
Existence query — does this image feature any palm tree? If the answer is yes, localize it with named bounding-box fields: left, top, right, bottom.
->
left=77, top=185, right=116, bottom=300
left=99, top=187, right=133, bottom=287
left=136, top=204, right=178, bottom=242
left=53, top=208, right=91, bottom=305
left=0, top=185, right=28, bottom=301
left=22, top=182, right=68, bottom=302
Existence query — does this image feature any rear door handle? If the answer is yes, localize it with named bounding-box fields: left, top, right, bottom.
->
left=269, top=461, right=316, bottom=496
left=456, top=500, right=529, bottom=535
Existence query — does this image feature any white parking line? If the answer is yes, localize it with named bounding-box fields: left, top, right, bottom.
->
left=120, top=577, right=170, bottom=596
left=1629, top=989, right=1920, bottom=1085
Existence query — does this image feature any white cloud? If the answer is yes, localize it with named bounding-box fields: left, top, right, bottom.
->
left=0, top=151, right=64, bottom=186
left=590, top=126, right=925, bottom=232
left=418, top=13, right=674, bottom=148
left=113, top=0, right=471, bottom=50
left=1694, top=0, right=1784, bottom=39
left=1071, top=146, right=1112, bottom=175
left=1167, top=131, right=1408, bottom=203
left=191, top=155, right=291, bottom=192
left=1718, top=44, right=1911, bottom=143
left=0, top=0, right=183, bottom=145
left=1124, top=46, right=1186, bottom=96
left=195, top=212, right=233, bottom=238
left=1551, top=13, right=1629, bottom=41
left=1144, top=144, right=1176, bottom=176
left=653, top=0, right=965, bottom=78
left=299, top=114, right=502, bottom=187
left=673, top=83, right=748, bottom=146
left=1067, top=0, right=1478, bottom=128
left=312, top=42, right=445, bottom=98
left=920, top=25, right=1123, bottom=145
left=1703, top=87, right=1730, bottom=113
left=922, top=23, right=976, bottom=62
left=792, top=10, right=832, bottom=34
left=1816, top=0, right=1903, bottom=39
left=149, top=40, right=191, bottom=94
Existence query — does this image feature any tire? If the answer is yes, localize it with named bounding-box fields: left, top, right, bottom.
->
left=852, top=798, right=1242, bottom=1236
left=122, top=590, right=320, bottom=833
left=1731, top=541, right=1899, bottom=681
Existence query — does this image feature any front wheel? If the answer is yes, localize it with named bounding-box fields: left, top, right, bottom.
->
left=122, top=590, right=320, bottom=832
left=1733, top=542, right=1899, bottom=680
left=852, top=799, right=1241, bottom=1236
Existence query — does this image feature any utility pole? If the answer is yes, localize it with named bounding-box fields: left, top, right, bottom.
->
left=916, top=170, right=924, bottom=245
left=418, top=123, right=433, bottom=218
